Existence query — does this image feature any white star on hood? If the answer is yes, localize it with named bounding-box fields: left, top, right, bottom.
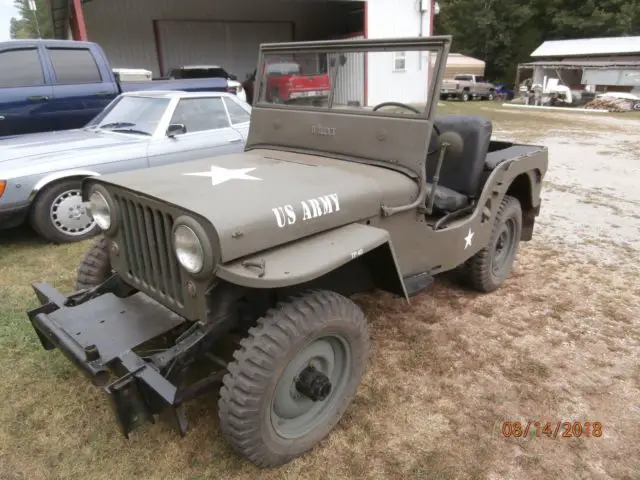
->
left=182, top=166, right=261, bottom=186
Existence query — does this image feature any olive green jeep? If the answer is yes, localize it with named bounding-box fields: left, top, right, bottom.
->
left=26, top=35, right=548, bottom=468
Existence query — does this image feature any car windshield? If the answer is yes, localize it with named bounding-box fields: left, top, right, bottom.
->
left=85, top=96, right=170, bottom=135
left=171, top=67, right=229, bottom=79
left=254, top=44, right=444, bottom=117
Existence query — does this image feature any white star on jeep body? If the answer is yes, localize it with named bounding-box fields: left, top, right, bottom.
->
left=464, top=228, right=474, bottom=249
left=182, top=166, right=261, bottom=186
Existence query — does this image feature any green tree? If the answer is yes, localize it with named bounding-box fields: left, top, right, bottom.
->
left=541, top=0, right=640, bottom=39
left=435, top=0, right=640, bottom=85
left=9, top=0, right=53, bottom=39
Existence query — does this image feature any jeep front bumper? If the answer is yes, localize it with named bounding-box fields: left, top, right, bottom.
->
left=27, top=283, right=190, bottom=438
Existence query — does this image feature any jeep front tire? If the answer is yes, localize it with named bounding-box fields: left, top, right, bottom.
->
left=218, top=289, right=370, bottom=467
left=75, top=236, right=112, bottom=291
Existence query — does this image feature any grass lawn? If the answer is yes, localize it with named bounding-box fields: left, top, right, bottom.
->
left=1, top=101, right=639, bottom=479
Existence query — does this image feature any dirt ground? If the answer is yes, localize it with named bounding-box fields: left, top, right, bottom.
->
left=0, top=102, right=638, bottom=480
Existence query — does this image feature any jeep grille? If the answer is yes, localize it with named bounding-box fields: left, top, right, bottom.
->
left=114, top=194, right=185, bottom=308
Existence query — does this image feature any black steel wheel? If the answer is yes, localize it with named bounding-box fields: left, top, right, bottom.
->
left=75, top=236, right=112, bottom=291
left=218, top=289, right=370, bottom=467
left=463, top=195, right=522, bottom=293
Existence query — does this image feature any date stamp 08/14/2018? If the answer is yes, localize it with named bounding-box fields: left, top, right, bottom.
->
left=496, top=421, right=603, bottom=440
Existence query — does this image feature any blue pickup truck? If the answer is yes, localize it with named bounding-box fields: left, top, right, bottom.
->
left=0, top=39, right=234, bottom=138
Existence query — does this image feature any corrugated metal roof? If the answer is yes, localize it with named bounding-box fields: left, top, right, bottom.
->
left=520, top=60, right=640, bottom=69
left=531, top=36, right=640, bottom=57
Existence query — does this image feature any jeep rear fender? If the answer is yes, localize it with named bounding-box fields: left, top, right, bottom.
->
left=216, top=223, right=408, bottom=299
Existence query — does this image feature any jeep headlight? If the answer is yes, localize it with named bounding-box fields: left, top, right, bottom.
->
left=174, top=225, right=204, bottom=274
left=89, top=191, right=111, bottom=230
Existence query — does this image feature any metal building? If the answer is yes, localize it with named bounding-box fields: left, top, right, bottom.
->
left=516, top=36, right=640, bottom=94
left=48, top=0, right=438, bottom=106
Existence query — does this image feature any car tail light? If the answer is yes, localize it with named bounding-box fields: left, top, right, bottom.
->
left=0, top=180, right=6, bottom=199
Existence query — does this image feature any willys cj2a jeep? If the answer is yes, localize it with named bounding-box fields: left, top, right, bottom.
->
left=26, top=35, right=548, bottom=468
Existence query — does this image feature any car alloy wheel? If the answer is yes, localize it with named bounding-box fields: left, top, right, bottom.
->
left=49, top=188, right=96, bottom=237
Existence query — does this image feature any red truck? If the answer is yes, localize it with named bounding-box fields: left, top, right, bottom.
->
left=243, top=61, right=331, bottom=105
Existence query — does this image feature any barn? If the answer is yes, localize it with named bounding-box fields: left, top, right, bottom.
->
left=49, top=0, right=438, bottom=106
left=516, top=36, right=640, bottom=94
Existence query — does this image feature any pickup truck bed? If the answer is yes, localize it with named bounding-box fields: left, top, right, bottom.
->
left=0, top=39, right=231, bottom=138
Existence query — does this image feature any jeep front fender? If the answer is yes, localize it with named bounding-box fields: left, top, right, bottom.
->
left=216, top=223, right=408, bottom=299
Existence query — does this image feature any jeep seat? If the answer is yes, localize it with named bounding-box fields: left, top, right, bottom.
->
left=425, top=115, right=493, bottom=212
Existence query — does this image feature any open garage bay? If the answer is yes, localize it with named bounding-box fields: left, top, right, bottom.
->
left=83, top=0, right=365, bottom=81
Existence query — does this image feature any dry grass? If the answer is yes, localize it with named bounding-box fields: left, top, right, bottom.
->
left=1, top=226, right=639, bottom=480
left=1, top=103, right=639, bottom=479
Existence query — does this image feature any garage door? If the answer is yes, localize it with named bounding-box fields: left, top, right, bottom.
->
left=157, top=20, right=293, bottom=81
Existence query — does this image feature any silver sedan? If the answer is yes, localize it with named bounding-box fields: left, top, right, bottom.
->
left=0, top=90, right=251, bottom=243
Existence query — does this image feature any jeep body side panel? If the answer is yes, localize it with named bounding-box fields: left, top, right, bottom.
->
left=216, top=222, right=408, bottom=298
left=375, top=147, right=548, bottom=278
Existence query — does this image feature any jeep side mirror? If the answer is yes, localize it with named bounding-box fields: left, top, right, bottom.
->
left=229, top=73, right=238, bottom=81
left=437, top=131, right=464, bottom=155
left=167, top=123, right=186, bottom=137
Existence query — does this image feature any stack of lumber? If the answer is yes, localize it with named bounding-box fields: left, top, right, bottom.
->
left=584, top=97, right=636, bottom=112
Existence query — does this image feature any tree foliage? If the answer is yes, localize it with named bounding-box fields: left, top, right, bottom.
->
left=9, top=0, right=53, bottom=39
left=435, top=0, right=640, bottom=84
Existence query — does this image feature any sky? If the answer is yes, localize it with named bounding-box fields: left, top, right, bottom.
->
left=0, top=0, right=19, bottom=41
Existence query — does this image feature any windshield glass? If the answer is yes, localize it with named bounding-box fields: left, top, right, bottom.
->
left=171, top=67, right=229, bottom=79
left=86, top=96, right=170, bottom=135
left=254, top=45, right=444, bottom=117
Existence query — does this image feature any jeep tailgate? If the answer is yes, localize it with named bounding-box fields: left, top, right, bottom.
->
left=289, top=74, right=330, bottom=91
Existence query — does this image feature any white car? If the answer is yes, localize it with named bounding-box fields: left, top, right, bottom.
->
left=167, top=65, right=247, bottom=103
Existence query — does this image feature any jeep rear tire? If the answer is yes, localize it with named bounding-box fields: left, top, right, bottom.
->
left=75, top=236, right=112, bottom=291
left=463, top=195, right=522, bottom=293
left=218, top=289, right=370, bottom=467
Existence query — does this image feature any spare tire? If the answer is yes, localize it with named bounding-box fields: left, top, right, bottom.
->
left=75, top=236, right=112, bottom=291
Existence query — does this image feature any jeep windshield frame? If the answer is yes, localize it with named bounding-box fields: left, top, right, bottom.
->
left=245, top=36, right=452, bottom=191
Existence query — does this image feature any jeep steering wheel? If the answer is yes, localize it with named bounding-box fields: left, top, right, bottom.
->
left=371, top=102, right=442, bottom=154
left=372, top=101, right=422, bottom=114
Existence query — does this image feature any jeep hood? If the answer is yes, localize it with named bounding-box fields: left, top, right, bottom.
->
left=95, top=149, right=418, bottom=263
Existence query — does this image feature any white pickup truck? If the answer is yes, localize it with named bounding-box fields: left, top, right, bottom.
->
left=440, top=74, right=496, bottom=101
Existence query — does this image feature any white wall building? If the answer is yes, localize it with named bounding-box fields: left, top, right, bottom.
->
left=50, top=0, right=437, bottom=107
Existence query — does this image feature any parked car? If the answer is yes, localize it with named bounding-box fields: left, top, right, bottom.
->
left=0, top=90, right=251, bottom=243
left=440, top=74, right=496, bottom=101
left=165, top=65, right=247, bottom=102
left=242, top=60, right=331, bottom=105
left=0, top=39, right=238, bottom=138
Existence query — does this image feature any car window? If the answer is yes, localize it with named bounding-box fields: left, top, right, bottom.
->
left=47, top=47, right=102, bottom=84
left=175, top=68, right=229, bottom=79
left=0, top=48, right=45, bottom=87
left=170, top=97, right=230, bottom=133
left=223, top=97, right=250, bottom=124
